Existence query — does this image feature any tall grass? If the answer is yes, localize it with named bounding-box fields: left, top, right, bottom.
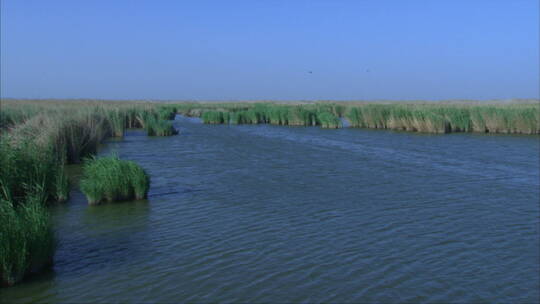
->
left=0, top=136, right=69, bottom=205
left=0, top=105, right=42, bottom=130
left=0, top=99, right=174, bottom=286
left=317, top=112, right=342, bottom=128
left=187, top=101, right=538, bottom=134
left=345, top=104, right=539, bottom=134
left=104, top=108, right=126, bottom=137
left=202, top=111, right=227, bottom=124
left=200, top=104, right=342, bottom=128
left=0, top=98, right=537, bottom=286
left=80, top=156, right=150, bottom=205
left=145, top=116, right=178, bottom=136
left=0, top=196, right=55, bottom=287
left=156, top=106, right=178, bottom=120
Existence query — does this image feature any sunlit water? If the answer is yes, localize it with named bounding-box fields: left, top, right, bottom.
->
left=3, top=115, right=539, bottom=303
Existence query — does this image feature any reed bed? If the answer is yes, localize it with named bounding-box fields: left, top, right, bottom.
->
left=345, top=104, right=539, bottom=134
left=201, top=111, right=228, bottom=124
left=1, top=113, right=68, bottom=287
left=317, top=112, right=342, bottom=128
left=199, top=104, right=342, bottom=128
left=177, top=101, right=539, bottom=134
left=0, top=196, right=55, bottom=287
left=157, top=105, right=178, bottom=120
left=80, top=156, right=150, bottom=205
left=0, top=99, right=178, bottom=286
left=0, top=133, right=69, bottom=205
left=0, top=98, right=537, bottom=287
left=145, top=117, right=179, bottom=136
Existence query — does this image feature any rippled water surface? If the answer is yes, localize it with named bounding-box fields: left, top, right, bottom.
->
left=3, top=115, right=539, bottom=303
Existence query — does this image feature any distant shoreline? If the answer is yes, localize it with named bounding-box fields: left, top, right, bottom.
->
left=1, top=98, right=539, bottom=105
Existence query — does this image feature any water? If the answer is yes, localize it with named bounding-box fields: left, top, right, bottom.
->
left=3, top=115, right=539, bottom=303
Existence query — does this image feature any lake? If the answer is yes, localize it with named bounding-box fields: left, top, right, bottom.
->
left=3, top=115, right=539, bottom=303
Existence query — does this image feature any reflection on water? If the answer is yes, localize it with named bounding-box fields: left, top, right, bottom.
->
left=3, top=115, right=539, bottom=303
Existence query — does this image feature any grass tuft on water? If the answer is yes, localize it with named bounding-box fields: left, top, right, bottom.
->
left=80, top=156, right=150, bottom=205
left=144, top=117, right=179, bottom=136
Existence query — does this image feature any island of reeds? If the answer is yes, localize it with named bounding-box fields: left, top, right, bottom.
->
left=0, top=98, right=538, bottom=287
left=80, top=156, right=150, bottom=205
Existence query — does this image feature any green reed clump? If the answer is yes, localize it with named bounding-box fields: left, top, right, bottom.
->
left=202, top=111, right=227, bottom=124
left=55, top=112, right=110, bottom=163
left=243, top=109, right=260, bottom=124
left=343, top=103, right=540, bottom=134
left=510, top=107, right=539, bottom=134
left=174, top=100, right=539, bottom=134
left=8, top=109, right=109, bottom=163
left=230, top=109, right=260, bottom=124
left=333, top=104, right=347, bottom=117
left=134, top=110, right=155, bottom=129
left=0, top=196, right=55, bottom=287
left=467, top=106, right=539, bottom=134
left=411, top=108, right=449, bottom=133
left=229, top=111, right=241, bottom=124
left=55, top=169, right=70, bottom=203
left=199, top=103, right=348, bottom=128
left=156, top=106, right=177, bottom=120
left=222, top=111, right=231, bottom=124
left=0, top=104, right=47, bottom=131
left=124, top=106, right=147, bottom=128
left=269, top=106, right=289, bottom=125
left=287, top=106, right=317, bottom=126
left=103, top=108, right=126, bottom=137
left=0, top=136, right=69, bottom=205
left=317, top=112, right=342, bottom=128
left=437, top=107, right=471, bottom=132
left=145, top=117, right=179, bottom=136
left=80, top=156, right=150, bottom=205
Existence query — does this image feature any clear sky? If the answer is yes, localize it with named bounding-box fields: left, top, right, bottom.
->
left=1, top=0, right=538, bottom=100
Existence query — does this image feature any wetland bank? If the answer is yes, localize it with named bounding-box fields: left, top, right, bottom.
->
left=1, top=99, right=539, bottom=302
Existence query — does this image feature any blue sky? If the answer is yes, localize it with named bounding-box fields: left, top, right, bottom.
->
left=1, top=0, right=538, bottom=100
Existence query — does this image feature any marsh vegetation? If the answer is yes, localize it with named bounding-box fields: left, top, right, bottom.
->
left=177, top=100, right=539, bottom=134
left=0, top=99, right=177, bottom=286
left=0, top=98, right=538, bottom=287
left=80, top=156, right=150, bottom=205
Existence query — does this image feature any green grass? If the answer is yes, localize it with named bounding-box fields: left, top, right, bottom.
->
left=144, top=116, right=179, bottom=136
left=0, top=100, right=170, bottom=286
left=317, top=111, right=342, bottom=128
left=104, top=108, right=126, bottom=137
left=0, top=137, right=68, bottom=206
left=80, top=156, right=150, bottom=205
left=0, top=196, right=55, bottom=287
left=343, top=103, right=539, bottom=134
left=156, top=106, right=178, bottom=120
left=201, top=104, right=342, bottom=128
left=196, top=102, right=537, bottom=133
left=0, top=98, right=537, bottom=287
left=177, top=101, right=539, bottom=134
left=201, top=111, right=227, bottom=124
